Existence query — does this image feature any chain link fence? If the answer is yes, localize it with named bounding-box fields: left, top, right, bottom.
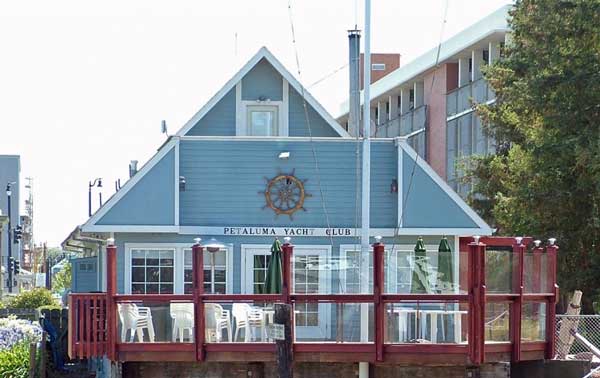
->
left=555, top=314, right=600, bottom=357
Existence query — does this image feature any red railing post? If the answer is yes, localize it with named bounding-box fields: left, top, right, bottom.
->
left=468, top=238, right=486, bottom=365
left=511, top=238, right=525, bottom=362
left=373, top=238, right=385, bottom=362
left=545, top=239, right=559, bottom=359
left=192, top=239, right=205, bottom=361
left=106, top=239, right=117, bottom=361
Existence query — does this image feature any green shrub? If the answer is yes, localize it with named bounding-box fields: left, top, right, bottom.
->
left=7, top=289, right=57, bottom=310
left=0, top=341, right=31, bottom=378
left=36, top=305, right=62, bottom=312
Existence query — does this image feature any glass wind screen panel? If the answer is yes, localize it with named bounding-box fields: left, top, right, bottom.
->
left=117, top=300, right=194, bottom=343
left=131, top=249, right=174, bottom=294
left=294, top=302, right=374, bottom=343
left=485, top=248, right=516, bottom=293
left=294, top=255, right=320, bottom=295
left=252, top=254, right=271, bottom=294
left=184, top=249, right=227, bottom=294
left=247, top=106, right=278, bottom=136
left=207, top=301, right=276, bottom=343
left=485, top=302, right=510, bottom=343
left=521, top=302, right=546, bottom=342
left=341, top=249, right=373, bottom=294
left=523, top=251, right=549, bottom=293
left=384, top=301, right=468, bottom=344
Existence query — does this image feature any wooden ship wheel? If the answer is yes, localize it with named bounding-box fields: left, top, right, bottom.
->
left=260, top=169, right=311, bottom=219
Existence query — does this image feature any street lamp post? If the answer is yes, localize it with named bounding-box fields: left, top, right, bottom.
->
left=88, top=178, right=103, bottom=217
left=6, top=183, right=13, bottom=293
left=204, top=238, right=225, bottom=294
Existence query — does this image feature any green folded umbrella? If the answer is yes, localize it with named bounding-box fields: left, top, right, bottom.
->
left=411, top=237, right=431, bottom=294
left=264, top=239, right=283, bottom=294
left=437, top=236, right=454, bottom=293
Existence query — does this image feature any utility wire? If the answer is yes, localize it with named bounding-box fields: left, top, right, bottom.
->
left=307, top=63, right=349, bottom=88
left=287, top=0, right=335, bottom=249
left=389, top=0, right=450, bottom=259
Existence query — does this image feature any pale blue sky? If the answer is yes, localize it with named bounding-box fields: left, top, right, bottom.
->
left=0, top=0, right=511, bottom=246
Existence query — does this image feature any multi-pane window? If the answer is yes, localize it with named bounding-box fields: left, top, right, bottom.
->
left=131, top=249, right=174, bottom=294
left=251, top=254, right=271, bottom=294
left=184, top=249, right=228, bottom=294
left=343, top=249, right=372, bottom=294
left=294, top=255, right=320, bottom=327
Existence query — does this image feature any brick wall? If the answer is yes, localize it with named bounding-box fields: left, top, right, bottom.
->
left=122, top=362, right=510, bottom=378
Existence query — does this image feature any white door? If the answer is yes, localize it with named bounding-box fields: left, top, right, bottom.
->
left=242, top=245, right=331, bottom=341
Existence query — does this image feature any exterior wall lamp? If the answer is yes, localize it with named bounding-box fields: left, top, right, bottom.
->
left=179, top=176, right=186, bottom=192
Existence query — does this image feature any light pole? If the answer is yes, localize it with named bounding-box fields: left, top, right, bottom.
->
left=6, top=183, right=14, bottom=293
left=204, top=238, right=225, bottom=294
left=88, top=178, right=103, bottom=217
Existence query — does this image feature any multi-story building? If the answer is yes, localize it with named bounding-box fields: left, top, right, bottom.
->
left=337, top=5, right=509, bottom=196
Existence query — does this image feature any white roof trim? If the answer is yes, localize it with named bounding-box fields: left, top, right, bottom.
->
left=176, top=46, right=351, bottom=138
left=398, top=139, right=493, bottom=235
left=81, top=138, right=178, bottom=232
left=337, top=4, right=510, bottom=118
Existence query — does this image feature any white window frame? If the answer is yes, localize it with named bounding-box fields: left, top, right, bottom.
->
left=235, top=80, right=289, bottom=137
left=124, top=243, right=233, bottom=295
left=245, top=105, right=280, bottom=136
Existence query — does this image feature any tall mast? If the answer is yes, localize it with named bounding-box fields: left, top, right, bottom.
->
left=359, top=2, right=372, bottom=377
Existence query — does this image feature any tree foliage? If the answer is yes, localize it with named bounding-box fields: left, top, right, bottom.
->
left=7, top=288, right=57, bottom=310
left=469, top=0, right=600, bottom=311
left=52, top=262, right=71, bottom=295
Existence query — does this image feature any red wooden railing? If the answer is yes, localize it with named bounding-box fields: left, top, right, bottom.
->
left=68, top=293, right=108, bottom=359
left=68, top=236, right=558, bottom=364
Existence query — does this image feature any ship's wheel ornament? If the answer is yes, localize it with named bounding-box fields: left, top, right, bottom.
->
left=260, top=169, right=311, bottom=219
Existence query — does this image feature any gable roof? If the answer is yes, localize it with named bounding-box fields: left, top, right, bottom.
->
left=176, top=47, right=351, bottom=138
left=81, top=138, right=179, bottom=233
left=396, top=139, right=492, bottom=235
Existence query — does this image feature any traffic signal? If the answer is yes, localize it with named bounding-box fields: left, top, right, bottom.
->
left=13, top=225, right=22, bottom=244
left=13, top=260, right=20, bottom=275
left=8, top=257, right=14, bottom=272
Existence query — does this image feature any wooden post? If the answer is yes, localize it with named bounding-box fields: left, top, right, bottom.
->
left=274, top=303, right=293, bottom=378
left=28, top=342, right=36, bottom=378
left=106, top=240, right=117, bottom=361
left=556, top=290, right=582, bottom=359
left=373, top=239, right=385, bottom=362
left=40, top=331, right=47, bottom=378
left=545, top=241, right=559, bottom=359
left=281, top=239, right=294, bottom=343
left=468, top=240, right=486, bottom=365
left=192, top=240, right=205, bottom=362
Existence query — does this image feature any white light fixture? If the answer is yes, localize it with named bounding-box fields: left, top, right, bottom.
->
left=278, top=151, right=290, bottom=160
left=194, top=237, right=202, bottom=246
left=283, top=236, right=291, bottom=244
left=473, top=235, right=480, bottom=244
left=374, top=235, right=382, bottom=243
left=548, top=238, right=557, bottom=246
left=515, top=236, right=523, bottom=245
left=106, top=238, right=115, bottom=246
left=534, top=240, right=541, bottom=247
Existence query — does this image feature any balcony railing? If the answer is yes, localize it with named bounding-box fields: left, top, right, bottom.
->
left=446, top=78, right=495, bottom=119
left=68, top=236, right=557, bottom=365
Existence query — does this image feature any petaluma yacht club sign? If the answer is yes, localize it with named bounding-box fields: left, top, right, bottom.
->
left=222, top=227, right=354, bottom=237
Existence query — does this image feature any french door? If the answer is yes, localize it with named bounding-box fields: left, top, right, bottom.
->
left=242, top=245, right=331, bottom=340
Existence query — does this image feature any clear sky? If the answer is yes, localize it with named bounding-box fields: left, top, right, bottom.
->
left=0, top=0, right=511, bottom=247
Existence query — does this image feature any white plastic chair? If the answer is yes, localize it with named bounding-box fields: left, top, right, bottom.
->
left=232, top=303, right=265, bottom=342
left=170, top=303, right=195, bottom=342
left=117, top=303, right=156, bottom=342
left=205, top=303, right=232, bottom=342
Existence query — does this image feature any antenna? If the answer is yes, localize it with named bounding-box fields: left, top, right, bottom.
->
left=161, top=120, right=168, bottom=136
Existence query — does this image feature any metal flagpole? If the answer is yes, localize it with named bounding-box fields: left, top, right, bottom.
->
left=359, top=0, right=372, bottom=376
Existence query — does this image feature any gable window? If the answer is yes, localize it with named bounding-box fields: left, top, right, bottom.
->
left=247, top=105, right=279, bottom=136
left=131, top=249, right=175, bottom=294
left=372, top=63, right=386, bottom=71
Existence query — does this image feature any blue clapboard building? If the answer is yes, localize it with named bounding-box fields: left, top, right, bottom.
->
left=70, top=47, right=491, bottom=344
